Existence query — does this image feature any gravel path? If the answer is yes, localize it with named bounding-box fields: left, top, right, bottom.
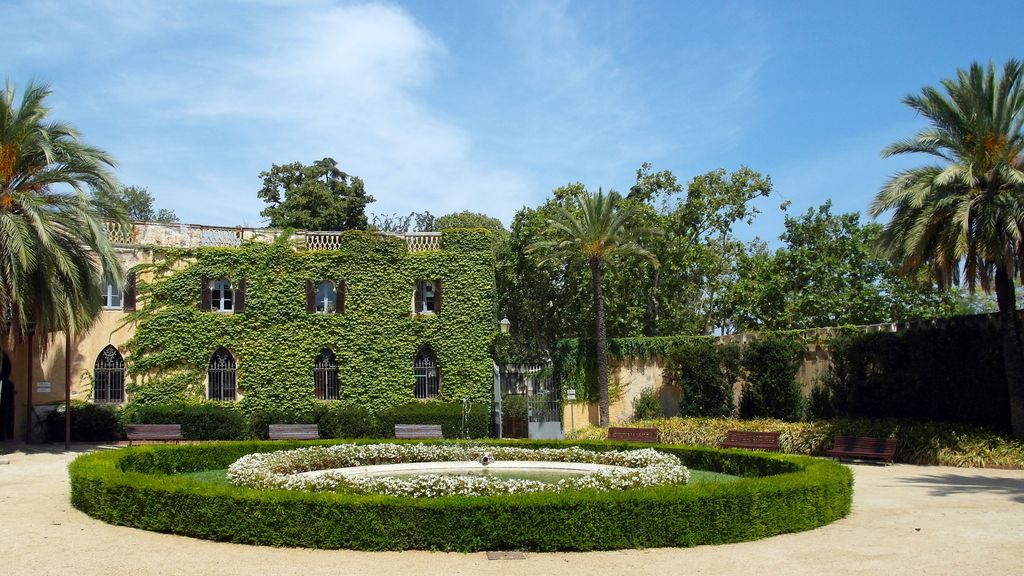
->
left=1, top=444, right=1022, bottom=576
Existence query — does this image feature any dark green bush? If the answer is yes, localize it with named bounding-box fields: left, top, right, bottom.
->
left=664, top=339, right=733, bottom=417
left=315, top=402, right=377, bottom=438
left=740, top=335, right=804, bottom=421
left=376, top=401, right=490, bottom=439
left=70, top=440, right=852, bottom=551
left=823, top=321, right=1010, bottom=430
left=44, top=401, right=122, bottom=442
left=631, top=387, right=663, bottom=421
left=247, top=406, right=318, bottom=439
left=126, top=402, right=246, bottom=440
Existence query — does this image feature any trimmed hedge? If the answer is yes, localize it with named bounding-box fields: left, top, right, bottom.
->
left=69, top=439, right=851, bottom=551
left=45, top=401, right=122, bottom=442
left=571, top=417, right=1024, bottom=468
left=376, top=402, right=490, bottom=439
left=124, top=402, right=246, bottom=440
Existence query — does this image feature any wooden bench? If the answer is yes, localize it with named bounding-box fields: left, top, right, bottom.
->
left=126, top=424, right=183, bottom=446
left=826, top=435, right=897, bottom=464
left=720, top=430, right=781, bottom=452
left=607, top=427, right=659, bottom=443
left=268, top=424, right=320, bottom=440
left=394, top=424, right=444, bottom=439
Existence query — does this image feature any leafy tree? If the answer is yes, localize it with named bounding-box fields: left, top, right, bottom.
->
left=0, top=81, right=124, bottom=342
left=528, top=190, right=658, bottom=427
left=870, top=60, right=1024, bottom=438
left=727, top=202, right=967, bottom=330
left=739, top=335, right=805, bottom=421
left=257, top=158, right=373, bottom=231
left=369, top=211, right=437, bottom=233
left=436, top=210, right=507, bottom=236
left=93, top=185, right=178, bottom=223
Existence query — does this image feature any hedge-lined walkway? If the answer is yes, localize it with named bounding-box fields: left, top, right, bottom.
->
left=2, top=443, right=1022, bottom=576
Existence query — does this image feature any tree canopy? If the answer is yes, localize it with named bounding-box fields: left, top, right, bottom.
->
left=257, top=158, right=374, bottom=231
left=93, top=185, right=178, bottom=223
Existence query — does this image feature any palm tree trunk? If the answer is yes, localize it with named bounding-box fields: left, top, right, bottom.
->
left=994, top=262, right=1024, bottom=439
left=591, top=257, right=610, bottom=427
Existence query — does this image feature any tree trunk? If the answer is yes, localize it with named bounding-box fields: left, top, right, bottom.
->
left=994, top=262, right=1024, bottom=439
left=591, top=257, right=610, bottom=427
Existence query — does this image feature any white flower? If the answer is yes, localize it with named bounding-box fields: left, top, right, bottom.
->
left=226, top=443, right=690, bottom=498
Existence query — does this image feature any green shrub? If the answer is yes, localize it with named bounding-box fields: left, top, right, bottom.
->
left=69, top=439, right=852, bottom=551
left=664, top=339, right=733, bottom=417
left=631, top=387, right=663, bottom=421
left=315, top=402, right=377, bottom=438
left=44, top=401, right=122, bottom=442
left=247, top=406, right=318, bottom=439
left=501, top=394, right=527, bottom=418
left=823, top=322, right=1010, bottom=430
left=573, top=417, right=1024, bottom=468
left=376, top=401, right=490, bottom=439
left=126, top=402, right=246, bottom=440
left=740, top=335, right=804, bottom=421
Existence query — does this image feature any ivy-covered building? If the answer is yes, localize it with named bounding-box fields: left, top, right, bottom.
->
left=0, top=222, right=498, bottom=441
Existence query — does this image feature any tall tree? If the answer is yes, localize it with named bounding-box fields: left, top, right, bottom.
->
left=727, top=202, right=967, bottom=330
left=528, top=190, right=658, bottom=427
left=93, top=185, right=178, bottom=223
left=870, top=60, right=1024, bottom=438
left=0, top=81, right=124, bottom=342
left=257, top=157, right=374, bottom=231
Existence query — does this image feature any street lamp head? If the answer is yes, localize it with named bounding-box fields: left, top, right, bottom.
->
left=499, top=317, right=511, bottom=334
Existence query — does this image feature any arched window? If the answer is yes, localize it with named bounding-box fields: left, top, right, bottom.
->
left=313, top=348, right=339, bottom=400
left=93, top=345, right=125, bottom=403
left=208, top=347, right=237, bottom=401
left=212, top=279, right=233, bottom=312
left=316, top=281, right=336, bottom=313
left=413, top=347, right=440, bottom=399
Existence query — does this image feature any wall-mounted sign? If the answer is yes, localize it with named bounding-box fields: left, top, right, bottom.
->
left=36, top=381, right=52, bottom=394
left=567, top=389, right=576, bottom=401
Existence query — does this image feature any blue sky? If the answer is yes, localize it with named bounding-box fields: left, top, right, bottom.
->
left=2, top=0, right=1020, bottom=242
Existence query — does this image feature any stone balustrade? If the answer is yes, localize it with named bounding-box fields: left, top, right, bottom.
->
left=104, top=221, right=443, bottom=253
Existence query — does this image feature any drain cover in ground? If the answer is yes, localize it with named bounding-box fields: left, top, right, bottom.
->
left=486, top=551, right=526, bottom=560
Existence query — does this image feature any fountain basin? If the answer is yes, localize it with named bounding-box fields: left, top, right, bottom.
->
left=297, top=460, right=629, bottom=484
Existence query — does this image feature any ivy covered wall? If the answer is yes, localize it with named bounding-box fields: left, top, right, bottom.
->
left=125, top=229, right=497, bottom=415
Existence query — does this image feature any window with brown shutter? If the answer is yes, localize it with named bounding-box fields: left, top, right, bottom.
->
left=337, top=279, right=346, bottom=314
left=305, top=280, right=315, bottom=312
left=123, top=271, right=137, bottom=311
left=235, top=278, right=246, bottom=312
left=435, top=280, right=442, bottom=313
left=200, top=277, right=212, bottom=311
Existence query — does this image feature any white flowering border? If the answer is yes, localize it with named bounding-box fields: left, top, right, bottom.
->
left=227, top=444, right=689, bottom=498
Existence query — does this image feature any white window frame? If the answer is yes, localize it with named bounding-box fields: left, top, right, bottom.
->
left=316, top=281, right=336, bottom=314
left=102, top=277, right=123, bottom=310
left=212, top=279, right=234, bottom=313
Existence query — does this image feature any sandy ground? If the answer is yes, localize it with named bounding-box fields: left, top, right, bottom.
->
left=1, top=444, right=1022, bottom=576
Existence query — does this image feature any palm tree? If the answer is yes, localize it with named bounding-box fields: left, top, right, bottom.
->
left=0, top=81, right=124, bottom=344
left=870, top=60, right=1024, bottom=438
left=528, top=189, right=658, bottom=427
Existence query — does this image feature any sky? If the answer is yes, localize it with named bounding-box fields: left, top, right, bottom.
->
left=2, top=0, right=1021, bottom=242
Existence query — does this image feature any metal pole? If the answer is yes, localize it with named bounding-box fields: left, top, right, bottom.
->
left=64, top=331, right=72, bottom=450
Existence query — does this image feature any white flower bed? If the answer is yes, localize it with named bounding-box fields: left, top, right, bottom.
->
left=227, top=444, right=689, bottom=498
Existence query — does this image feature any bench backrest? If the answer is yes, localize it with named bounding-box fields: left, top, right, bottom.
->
left=831, top=435, right=897, bottom=454
left=722, top=430, right=781, bottom=449
left=607, top=427, right=659, bottom=443
left=395, top=424, right=444, bottom=439
left=268, top=424, right=320, bottom=440
left=126, top=424, right=183, bottom=440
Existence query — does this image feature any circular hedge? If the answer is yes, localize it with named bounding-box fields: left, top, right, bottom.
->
left=69, top=439, right=853, bottom=551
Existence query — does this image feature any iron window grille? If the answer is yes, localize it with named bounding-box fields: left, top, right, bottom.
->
left=93, top=345, right=125, bottom=403
left=413, top=347, right=440, bottom=399
left=208, top=347, right=237, bottom=401
left=314, top=348, right=340, bottom=400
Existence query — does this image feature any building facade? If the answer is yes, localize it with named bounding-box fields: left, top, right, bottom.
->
left=0, top=222, right=497, bottom=441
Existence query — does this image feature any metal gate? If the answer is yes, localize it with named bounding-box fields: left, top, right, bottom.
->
left=493, top=363, right=562, bottom=440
